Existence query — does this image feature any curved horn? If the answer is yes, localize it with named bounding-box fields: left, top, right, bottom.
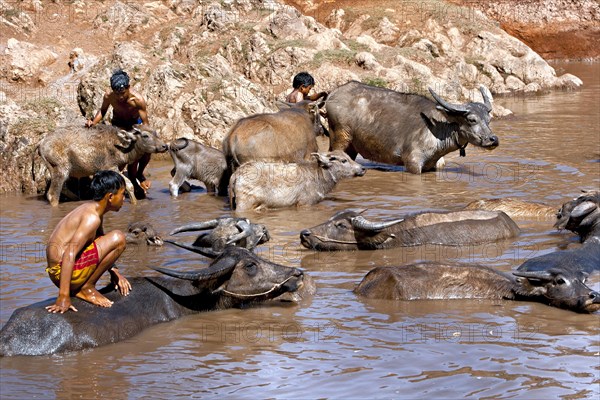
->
left=226, top=219, right=253, bottom=245
left=429, top=87, right=468, bottom=113
left=169, top=219, right=219, bottom=235
left=164, top=239, right=221, bottom=258
left=479, top=86, right=493, bottom=112
left=570, top=201, right=597, bottom=219
left=151, top=253, right=237, bottom=281
left=512, top=270, right=553, bottom=280
left=351, top=215, right=404, bottom=231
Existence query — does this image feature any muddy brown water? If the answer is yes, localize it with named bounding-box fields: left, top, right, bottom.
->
left=1, top=63, right=599, bottom=399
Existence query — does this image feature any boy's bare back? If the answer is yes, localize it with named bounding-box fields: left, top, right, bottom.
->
left=46, top=202, right=102, bottom=266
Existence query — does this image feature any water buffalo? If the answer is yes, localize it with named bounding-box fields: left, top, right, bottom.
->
left=555, top=190, right=600, bottom=243
left=168, top=138, right=228, bottom=197
left=126, top=222, right=164, bottom=246
left=325, top=81, right=498, bottom=173
left=222, top=100, right=324, bottom=170
left=464, top=198, right=557, bottom=220
left=300, top=209, right=520, bottom=251
left=167, top=217, right=271, bottom=257
left=0, top=246, right=307, bottom=356
left=516, top=191, right=600, bottom=275
left=229, top=150, right=366, bottom=211
left=354, top=262, right=600, bottom=313
left=38, top=124, right=168, bottom=206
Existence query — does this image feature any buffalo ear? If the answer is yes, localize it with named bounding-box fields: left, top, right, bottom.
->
left=132, top=124, right=143, bottom=134
left=312, top=153, right=332, bottom=168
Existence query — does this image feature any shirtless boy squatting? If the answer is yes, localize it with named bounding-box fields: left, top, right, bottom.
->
left=45, top=170, right=132, bottom=314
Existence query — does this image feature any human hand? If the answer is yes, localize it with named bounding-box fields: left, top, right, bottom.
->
left=139, top=180, right=151, bottom=191
left=110, top=269, right=132, bottom=296
left=45, top=295, right=78, bottom=313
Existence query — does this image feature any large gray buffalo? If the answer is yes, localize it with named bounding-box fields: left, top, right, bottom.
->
left=300, top=209, right=520, bottom=251
left=38, top=124, right=168, bottom=206
left=354, top=262, right=600, bottom=313
left=0, top=247, right=309, bottom=356
left=326, top=81, right=498, bottom=173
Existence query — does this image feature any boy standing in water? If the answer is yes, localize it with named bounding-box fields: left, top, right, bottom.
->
left=45, top=170, right=131, bottom=314
left=86, top=69, right=152, bottom=198
left=286, top=72, right=328, bottom=103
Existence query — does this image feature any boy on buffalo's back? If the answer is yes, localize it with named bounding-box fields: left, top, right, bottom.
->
left=45, top=170, right=131, bottom=313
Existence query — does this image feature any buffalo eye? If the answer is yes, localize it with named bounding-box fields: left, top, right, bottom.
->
left=467, top=115, right=478, bottom=124
left=554, top=276, right=566, bottom=285
left=243, top=262, right=257, bottom=276
left=334, top=221, right=349, bottom=230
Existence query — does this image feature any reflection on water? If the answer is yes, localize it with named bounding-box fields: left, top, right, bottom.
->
left=1, top=63, right=599, bottom=399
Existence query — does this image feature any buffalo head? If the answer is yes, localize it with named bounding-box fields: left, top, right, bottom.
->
left=154, top=246, right=304, bottom=305
left=300, top=209, right=403, bottom=251
left=513, top=268, right=600, bottom=313
left=115, top=124, right=169, bottom=154
left=167, top=217, right=271, bottom=257
left=555, top=190, right=600, bottom=242
left=429, top=86, right=498, bottom=150
left=126, top=222, right=164, bottom=246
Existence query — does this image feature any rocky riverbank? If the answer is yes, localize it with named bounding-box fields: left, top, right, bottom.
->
left=0, top=0, right=591, bottom=194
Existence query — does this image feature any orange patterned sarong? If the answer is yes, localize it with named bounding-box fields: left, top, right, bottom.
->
left=46, top=242, right=99, bottom=287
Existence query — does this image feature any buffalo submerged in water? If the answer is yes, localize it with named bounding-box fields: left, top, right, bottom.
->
left=300, top=209, right=520, bottom=251
left=353, top=192, right=600, bottom=313
left=0, top=247, right=311, bottom=356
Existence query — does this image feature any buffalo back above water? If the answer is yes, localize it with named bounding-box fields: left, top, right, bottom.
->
left=0, top=247, right=306, bottom=356
left=354, top=262, right=600, bottom=313
left=300, top=209, right=520, bottom=251
left=222, top=101, right=323, bottom=168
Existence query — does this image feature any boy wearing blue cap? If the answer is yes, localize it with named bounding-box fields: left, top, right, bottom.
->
left=86, top=69, right=152, bottom=197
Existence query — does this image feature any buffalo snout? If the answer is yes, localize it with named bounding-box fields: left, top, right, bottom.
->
left=300, top=229, right=312, bottom=246
left=482, top=135, right=499, bottom=149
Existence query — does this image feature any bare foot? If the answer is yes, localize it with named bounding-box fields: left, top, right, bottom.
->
left=75, top=286, right=114, bottom=307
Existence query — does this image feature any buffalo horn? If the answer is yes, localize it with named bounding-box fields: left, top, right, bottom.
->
left=169, top=219, right=219, bottom=235
left=570, top=201, right=597, bottom=219
left=164, top=239, right=220, bottom=258
left=512, top=270, right=553, bottom=280
left=152, top=253, right=237, bottom=281
left=351, top=215, right=404, bottom=231
left=226, top=219, right=253, bottom=245
left=479, top=86, right=493, bottom=112
left=429, top=87, right=468, bottom=113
